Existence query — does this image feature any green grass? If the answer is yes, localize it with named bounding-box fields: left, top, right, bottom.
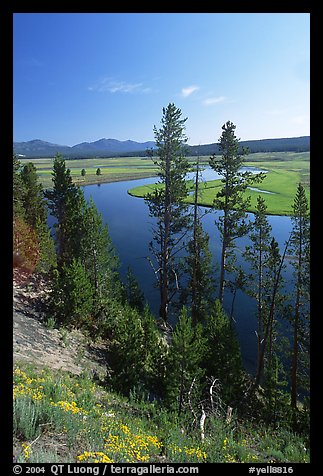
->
left=128, top=156, right=310, bottom=216
left=19, top=156, right=160, bottom=189
left=13, top=362, right=309, bottom=463
left=19, top=152, right=310, bottom=208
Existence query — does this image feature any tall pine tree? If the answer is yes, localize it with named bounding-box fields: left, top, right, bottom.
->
left=45, top=154, right=86, bottom=267
left=209, top=121, right=265, bottom=303
left=146, top=103, right=191, bottom=322
left=181, top=156, right=214, bottom=325
left=243, top=196, right=273, bottom=381
left=288, top=183, right=310, bottom=410
left=81, top=196, right=119, bottom=301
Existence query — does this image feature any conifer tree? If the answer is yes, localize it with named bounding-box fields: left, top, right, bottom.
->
left=45, top=154, right=86, bottom=266
left=146, top=103, right=191, bottom=322
left=46, top=156, right=120, bottom=329
left=203, top=300, right=244, bottom=406
left=108, top=304, right=163, bottom=396
left=81, top=196, right=119, bottom=300
left=181, top=157, right=214, bottom=325
left=20, top=162, right=47, bottom=228
left=13, top=154, right=25, bottom=218
left=244, top=203, right=289, bottom=414
left=13, top=159, right=56, bottom=274
left=209, top=121, right=265, bottom=303
left=125, top=267, right=145, bottom=312
left=243, top=196, right=273, bottom=378
left=288, top=183, right=310, bottom=409
left=251, top=236, right=289, bottom=392
left=165, top=307, right=206, bottom=416
left=50, top=258, right=94, bottom=327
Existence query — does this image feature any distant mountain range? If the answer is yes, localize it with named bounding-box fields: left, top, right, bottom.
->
left=13, top=136, right=310, bottom=158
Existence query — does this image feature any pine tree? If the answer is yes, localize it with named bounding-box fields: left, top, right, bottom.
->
left=209, top=121, right=265, bottom=303
left=125, top=267, right=145, bottom=312
left=50, top=258, right=94, bottom=328
left=80, top=196, right=119, bottom=300
left=181, top=156, right=214, bottom=325
left=165, top=307, right=206, bottom=416
left=19, top=162, right=57, bottom=273
left=203, top=300, right=244, bottom=406
left=244, top=203, right=289, bottom=418
left=34, top=217, right=57, bottom=274
left=243, top=196, right=273, bottom=379
left=13, top=158, right=56, bottom=274
left=146, top=103, right=191, bottom=322
left=252, top=236, right=289, bottom=392
left=13, top=154, right=25, bottom=218
left=45, top=154, right=86, bottom=266
left=288, top=183, right=310, bottom=409
left=108, top=304, right=163, bottom=396
left=20, top=162, right=47, bottom=228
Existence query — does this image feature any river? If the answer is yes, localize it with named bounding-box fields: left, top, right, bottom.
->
left=80, top=168, right=294, bottom=374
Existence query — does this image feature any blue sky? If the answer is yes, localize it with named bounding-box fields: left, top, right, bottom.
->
left=13, top=13, right=310, bottom=146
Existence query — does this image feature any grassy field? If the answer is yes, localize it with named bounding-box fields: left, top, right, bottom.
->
left=19, top=152, right=310, bottom=214
left=128, top=152, right=310, bottom=216
left=19, top=155, right=213, bottom=189
left=19, top=156, right=160, bottom=190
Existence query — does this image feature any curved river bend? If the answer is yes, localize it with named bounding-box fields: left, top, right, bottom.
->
left=80, top=169, right=293, bottom=375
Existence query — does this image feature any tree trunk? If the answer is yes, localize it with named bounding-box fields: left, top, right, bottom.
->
left=290, top=304, right=299, bottom=409
left=253, top=236, right=290, bottom=390
left=160, top=150, right=171, bottom=322
left=191, top=160, right=199, bottom=325
left=219, top=240, right=226, bottom=304
left=291, top=255, right=302, bottom=408
left=257, top=234, right=263, bottom=378
left=219, top=184, right=229, bottom=304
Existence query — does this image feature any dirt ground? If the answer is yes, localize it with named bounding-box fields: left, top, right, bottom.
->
left=13, top=270, right=107, bottom=380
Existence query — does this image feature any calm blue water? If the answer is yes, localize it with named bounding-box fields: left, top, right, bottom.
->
left=80, top=170, right=294, bottom=374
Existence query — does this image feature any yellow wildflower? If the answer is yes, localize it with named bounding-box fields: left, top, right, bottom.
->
left=21, top=443, right=32, bottom=461
left=77, top=451, right=113, bottom=463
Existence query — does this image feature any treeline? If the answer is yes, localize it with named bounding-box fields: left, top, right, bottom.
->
left=13, top=104, right=310, bottom=440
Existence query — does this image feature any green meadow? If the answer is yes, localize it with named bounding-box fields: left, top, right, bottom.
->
left=19, top=156, right=160, bottom=190
left=19, top=152, right=310, bottom=215
left=128, top=152, right=310, bottom=216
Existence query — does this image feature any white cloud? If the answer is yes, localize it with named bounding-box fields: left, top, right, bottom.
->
left=202, top=96, right=226, bottom=106
left=89, top=77, right=150, bottom=94
left=181, top=85, right=200, bottom=97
